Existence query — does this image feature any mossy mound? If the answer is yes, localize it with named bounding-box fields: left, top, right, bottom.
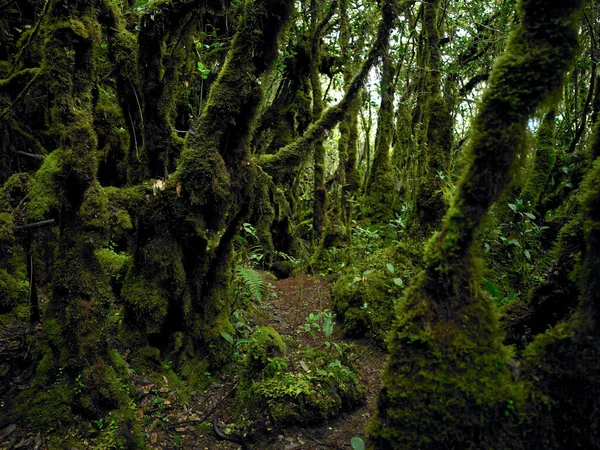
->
left=244, top=326, right=287, bottom=374
left=332, top=242, right=420, bottom=345
left=239, top=347, right=365, bottom=426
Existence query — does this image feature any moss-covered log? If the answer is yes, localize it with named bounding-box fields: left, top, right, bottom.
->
left=368, top=0, right=584, bottom=448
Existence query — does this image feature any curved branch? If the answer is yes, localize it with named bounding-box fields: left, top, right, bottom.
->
left=258, top=0, right=400, bottom=177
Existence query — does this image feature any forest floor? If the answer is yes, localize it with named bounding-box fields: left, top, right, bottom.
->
left=0, top=272, right=386, bottom=450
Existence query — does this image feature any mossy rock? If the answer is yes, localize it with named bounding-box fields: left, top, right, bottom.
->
left=245, top=326, right=286, bottom=374
left=270, top=260, right=294, bottom=279
left=243, top=347, right=365, bottom=426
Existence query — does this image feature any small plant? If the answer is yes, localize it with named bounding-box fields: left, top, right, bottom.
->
left=301, top=310, right=343, bottom=356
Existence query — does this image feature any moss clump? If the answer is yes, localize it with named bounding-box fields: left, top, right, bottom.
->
left=78, top=181, right=110, bottom=233
left=0, top=268, right=28, bottom=312
left=242, top=347, right=365, bottom=426
left=27, top=149, right=63, bottom=222
left=96, top=248, right=130, bottom=280
left=15, top=380, right=74, bottom=429
left=244, top=326, right=286, bottom=374
left=121, top=273, right=168, bottom=335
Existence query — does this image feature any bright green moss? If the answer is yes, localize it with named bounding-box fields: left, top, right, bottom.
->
left=27, top=149, right=63, bottom=222
left=0, top=212, right=14, bottom=245
left=245, top=326, right=286, bottom=374
left=96, top=248, right=130, bottom=279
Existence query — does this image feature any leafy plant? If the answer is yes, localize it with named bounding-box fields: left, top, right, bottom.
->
left=234, top=266, right=265, bottom=306
left=301, top=310, right=343, bottom=356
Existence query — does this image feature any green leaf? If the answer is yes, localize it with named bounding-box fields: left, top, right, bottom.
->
left=482, top=277, right=499, bottom=299
left=8, top=8, right=20, bottom=13
left=220, top=331, right=234, bottom=345
left=523, top=212, right=536, bottom=220
left=507, top=239, right=521, bottom=248
left=508, top=203, right=517, bottom=213
left=131, top=0, right=149, bottom=9
left=393, top=278, right=404, bottom=288
left=524, top=249, right=531, bottom=260
left=385, top=263, right=395, bottom=274
left=351, top=437, right=365, bottom=450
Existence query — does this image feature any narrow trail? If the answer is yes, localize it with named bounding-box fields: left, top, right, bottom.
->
left=254, top=273, right=386, bottom=450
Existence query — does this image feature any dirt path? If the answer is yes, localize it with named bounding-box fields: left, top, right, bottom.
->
left=258, top=273, right=386, bottom=450
left=0, top=273, right=386, bottom=449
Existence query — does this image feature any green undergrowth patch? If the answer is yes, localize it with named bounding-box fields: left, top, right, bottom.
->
left=234, top=324, right=366, bottom=427
left=238, top=346, right=365, bottom=426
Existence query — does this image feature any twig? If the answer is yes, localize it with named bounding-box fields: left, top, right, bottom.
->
left=15, top=219, right=55, bottom=232
left=16, top=151, right=44, bottom=160
left=305, top=433, right=347, bottom=449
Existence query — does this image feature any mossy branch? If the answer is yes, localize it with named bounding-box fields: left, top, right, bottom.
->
left=258, top=0, right=400, bottom=177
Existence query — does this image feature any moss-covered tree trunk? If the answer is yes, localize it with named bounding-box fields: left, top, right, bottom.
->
left=310, top=0, right=328, bottom=242
left=337, top=0, right=361, bottom=236
left=363, top=0, right=399, bottom=222
left=368, top=0, right=584, bottom=448
left=407, top=0, right=453, bottom=237
left=122, top=0, right=293, bottom=365
left=521, top=109, right=557, bottom=209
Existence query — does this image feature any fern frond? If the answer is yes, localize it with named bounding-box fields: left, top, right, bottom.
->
left=235, top=266, right=265, bottom=304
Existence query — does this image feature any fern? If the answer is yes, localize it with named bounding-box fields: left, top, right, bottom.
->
left=235, top=266, right=265, bottom=305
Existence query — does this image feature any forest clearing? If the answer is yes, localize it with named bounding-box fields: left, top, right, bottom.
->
left=0, top=0, right=599, bottom=448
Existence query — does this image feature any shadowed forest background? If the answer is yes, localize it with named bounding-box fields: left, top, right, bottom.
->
left=0, top=0, right=599, bottom=448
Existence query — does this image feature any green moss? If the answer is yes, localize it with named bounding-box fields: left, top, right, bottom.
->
left=27, top=149, right=63, bottom=222
left=16, top=380, right=74, bottom=429
left=79, top=181, right=110, bottom=232
left=368, top=0, right=584, bottom=447
left=521, top=319, right=600, bottom=449
left=243, top=347, right=365, bottom=426
left=96, top=248, right=130, bottom=279
left=245, top=326, right=286, bottom=374
left=521, top=110, right=556, bottom=208
left=121, top=273, right=168, bottom=334
left=0, top=213, right=13, bottom=245
left=0, top=268, right=28, bottom=312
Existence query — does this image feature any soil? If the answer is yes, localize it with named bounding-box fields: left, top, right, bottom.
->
left=0, top=273, right=386, bottom=450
